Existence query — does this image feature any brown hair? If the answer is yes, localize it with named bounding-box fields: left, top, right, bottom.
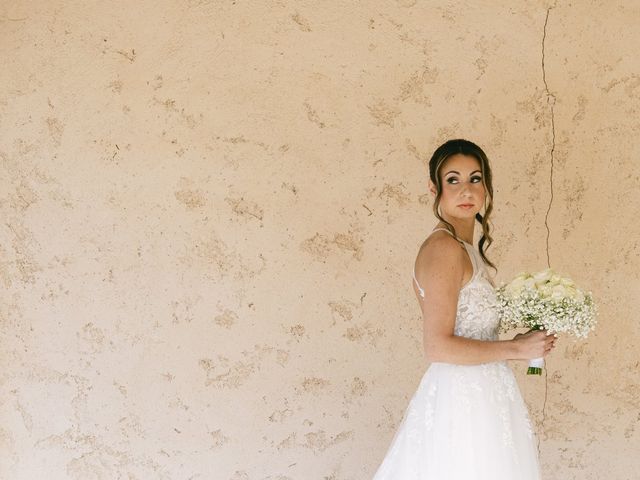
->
left=429, top=138, right=496, bottom=273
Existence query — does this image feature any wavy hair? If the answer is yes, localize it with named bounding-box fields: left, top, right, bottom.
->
left=429, top=138, right=496, bottom=273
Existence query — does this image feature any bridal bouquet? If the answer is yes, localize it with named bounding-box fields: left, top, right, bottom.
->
left=495, top=268, right=598, bottom=375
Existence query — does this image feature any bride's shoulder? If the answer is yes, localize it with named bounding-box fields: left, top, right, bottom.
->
left=418, top=230, right=464, bottom=254
left=415, top=232, right=465, bottom=270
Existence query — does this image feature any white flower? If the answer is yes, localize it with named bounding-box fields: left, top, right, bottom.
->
left=505, top=276, right=526, bottom=296
left=533, top=268, right=553, bottom=286
left=560, top=277, right=575, bottom=287
left=551, top=284, right=567, bottom=300
left=496, top=268, right=598, bottom=339
left=538, top=285, right=552, bottom=299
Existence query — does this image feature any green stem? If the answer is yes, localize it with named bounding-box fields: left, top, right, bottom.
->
left=527, top=324, right=544, bottom=374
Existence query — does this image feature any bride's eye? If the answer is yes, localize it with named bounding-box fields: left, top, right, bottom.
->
left=447, top=176, right=482, bottom=184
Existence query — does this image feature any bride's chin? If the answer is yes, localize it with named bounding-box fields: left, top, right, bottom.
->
left=450, top=211, right=478, bottom=217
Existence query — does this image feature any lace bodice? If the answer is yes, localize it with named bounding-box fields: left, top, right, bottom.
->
left=413, top=228, right=500, bottom=341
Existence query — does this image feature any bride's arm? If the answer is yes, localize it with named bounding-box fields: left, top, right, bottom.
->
left=414, top=236, right=519, bottom=365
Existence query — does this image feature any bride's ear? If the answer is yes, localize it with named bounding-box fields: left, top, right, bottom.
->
left=427, top=179, right=437, bottom=197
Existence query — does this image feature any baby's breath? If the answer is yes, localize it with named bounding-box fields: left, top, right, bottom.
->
left=496, top=273, right=598, bottom=338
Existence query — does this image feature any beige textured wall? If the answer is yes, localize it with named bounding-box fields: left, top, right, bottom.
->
left=1, top=1, right=639, bottom=479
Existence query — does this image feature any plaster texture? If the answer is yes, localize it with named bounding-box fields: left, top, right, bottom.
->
left=1, top=1, right=639, bottom=479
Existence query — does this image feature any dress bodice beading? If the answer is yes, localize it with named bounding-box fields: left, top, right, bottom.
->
left=413, top=229, right=500, bottom=341
left=454, top=262, right=500, bottom=341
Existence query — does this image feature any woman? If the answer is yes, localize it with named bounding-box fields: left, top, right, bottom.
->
left=371, top=139, right=556, bottom=479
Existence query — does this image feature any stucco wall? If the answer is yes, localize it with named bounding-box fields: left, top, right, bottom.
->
left=1, top=1, right=639, bottom=479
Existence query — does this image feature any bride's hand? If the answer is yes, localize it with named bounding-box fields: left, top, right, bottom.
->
left=512, top=327, right=537, bottom=341
left=512, top=329, right=557, bottom=360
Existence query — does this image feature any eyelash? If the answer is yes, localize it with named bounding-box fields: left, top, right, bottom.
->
left=447, top=176, right=482, bottom=184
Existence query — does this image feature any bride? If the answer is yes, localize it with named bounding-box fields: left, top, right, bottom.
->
left=371, top=139, right=557, bottom=479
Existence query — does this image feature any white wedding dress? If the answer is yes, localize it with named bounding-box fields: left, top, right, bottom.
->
left=372, top=228, right=541, bottom=479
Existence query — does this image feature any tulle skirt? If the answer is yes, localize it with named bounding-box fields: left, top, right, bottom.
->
left=372, top=361, right=541, bottom=479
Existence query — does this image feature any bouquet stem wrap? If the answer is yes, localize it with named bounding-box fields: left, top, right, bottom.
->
left=527, top=325, right=545, bottom=375
left=527, top=357, right=544, bottom=375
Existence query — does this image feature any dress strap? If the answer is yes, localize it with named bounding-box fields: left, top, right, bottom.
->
left=431, top=227, right=462, bottom=243
left=431, top=227, right=454, bottom=234
left=413, top=265, right=425, bottom=298
left=463, top=243, right=478, bottom=278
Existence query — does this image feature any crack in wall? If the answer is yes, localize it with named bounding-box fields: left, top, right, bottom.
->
left=538, top=3, right=557, bottom=459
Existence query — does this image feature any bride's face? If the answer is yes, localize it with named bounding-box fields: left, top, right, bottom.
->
left=430, top=154, right=485, bottom=220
